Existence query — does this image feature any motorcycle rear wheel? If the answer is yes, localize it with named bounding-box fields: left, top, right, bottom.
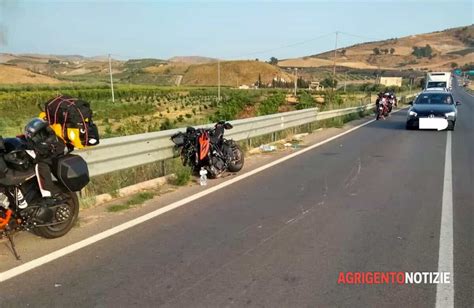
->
left=228, top=144, right=244, bottom=172
left=33, top=192, right=79, bottom=239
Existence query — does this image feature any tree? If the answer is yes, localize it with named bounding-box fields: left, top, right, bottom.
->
left=412, top=44, right=433, bottom=58
left=320, top=77, right=338, bottom=89
left=256, top=73, right=262, bottom=88
left=373, top=48, right=380, bottom=55
left=340, top=49, right=347, bottom=56
left=269, top=57, right=278, bottom=65
left=451, top=62, right=458, bottom=69
left=389, top=48, right=395, bottom=55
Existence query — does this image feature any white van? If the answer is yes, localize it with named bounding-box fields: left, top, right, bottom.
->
left=425, top=72, right=452, bottom=91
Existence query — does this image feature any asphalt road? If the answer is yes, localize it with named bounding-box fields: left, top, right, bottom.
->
left=0, top=84, right=472, bottom=307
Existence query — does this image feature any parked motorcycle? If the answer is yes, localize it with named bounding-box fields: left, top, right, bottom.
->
left=171, top=121, right=244, bottom=178
left=0, top=136, right=88, bottom=259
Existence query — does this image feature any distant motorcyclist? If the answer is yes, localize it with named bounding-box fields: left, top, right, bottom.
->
left=389, top=92, right=398, bottom=107
left=375, top=92, right=384, bottom=112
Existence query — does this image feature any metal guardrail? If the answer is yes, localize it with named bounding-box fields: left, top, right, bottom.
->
left=78, top=103, right=374, bottom=177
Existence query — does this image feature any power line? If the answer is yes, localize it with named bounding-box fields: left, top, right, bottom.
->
left=232, top=32, right=335, bottom=59
left=108, top=30, right=386, bottom=62
left=338, top=31, right=385, bottom=43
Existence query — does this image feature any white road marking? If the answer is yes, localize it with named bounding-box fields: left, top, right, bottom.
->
left=435, top=131, right=454, bottom=308
left=1, top=110, right=406, bottom=283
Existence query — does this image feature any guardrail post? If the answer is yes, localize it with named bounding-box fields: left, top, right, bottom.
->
left=161, top=160, right=166, bottom=176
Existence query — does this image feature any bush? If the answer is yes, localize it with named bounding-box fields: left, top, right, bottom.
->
left=296, top=91, right=315, bottom=110
left=257, top=93, right=285, bottom=115
left=159, top=118, right=174, bottom=131
left=172, top=165, right=192, bottom=186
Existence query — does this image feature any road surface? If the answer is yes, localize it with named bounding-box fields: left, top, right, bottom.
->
left=1, top=83, right=472, bottom=307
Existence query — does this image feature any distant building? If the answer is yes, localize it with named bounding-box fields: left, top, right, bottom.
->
left=309, top=81, right=324, bottom=91
left=273, top=76, right=287, bottom=83
left=378, top=77, right=402, bottom=87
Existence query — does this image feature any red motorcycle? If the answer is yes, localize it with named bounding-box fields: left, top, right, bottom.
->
left=376, top=97, right=390, bottom=120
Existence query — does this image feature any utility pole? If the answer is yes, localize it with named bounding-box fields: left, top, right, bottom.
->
left=217, top=60, right=221, bottom=101
left=332, top=31, right=339, bottom=88
left=294, top=68, right=298, bottom=97
left=108, top=54, right=115, bottom=103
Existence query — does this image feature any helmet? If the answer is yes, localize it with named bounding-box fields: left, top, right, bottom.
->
left=24, top=118, right=49, bottom=141
left=24, top=117, right=59, bottom=148
left=4, top=150, right=33, bottom=171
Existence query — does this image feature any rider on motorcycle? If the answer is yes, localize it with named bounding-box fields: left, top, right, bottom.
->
left=375, top=92, right=384, bottom=111
left=389, top=92, right=398, bottom=107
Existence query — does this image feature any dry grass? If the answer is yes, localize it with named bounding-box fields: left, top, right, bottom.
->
left=0, top=64, right=62, bottom=84
left=182, top=60, right=295, bottom=86
left=281, top=25, right=474, bottom=71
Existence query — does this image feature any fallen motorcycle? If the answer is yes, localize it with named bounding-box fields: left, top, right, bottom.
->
left=171, top=121, right=244, bottom=178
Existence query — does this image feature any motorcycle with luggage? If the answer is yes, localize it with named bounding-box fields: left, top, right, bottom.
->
left=171, top=121, right=244, bottom=178
left=0, top=95, right=99, bottom=259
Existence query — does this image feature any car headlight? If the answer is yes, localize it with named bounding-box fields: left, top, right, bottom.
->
left=408, top=110, right=417, bottom=117
left=445, top=111, right=456, bottom=117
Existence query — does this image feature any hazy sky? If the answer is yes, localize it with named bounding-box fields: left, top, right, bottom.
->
left=1, top=0, right=472, bottom=60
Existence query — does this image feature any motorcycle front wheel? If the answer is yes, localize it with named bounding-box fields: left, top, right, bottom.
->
left=33, top=192, right=79, bottom=239
left=228, top=144, right=244, bottom=172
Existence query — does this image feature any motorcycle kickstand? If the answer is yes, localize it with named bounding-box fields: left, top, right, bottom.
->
left=6, top=230, right=21, bottom=260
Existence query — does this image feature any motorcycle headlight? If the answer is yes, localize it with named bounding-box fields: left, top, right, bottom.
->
left=445, top=111, right=456, bottom=117
left=408, top=110, right=417, bottom=117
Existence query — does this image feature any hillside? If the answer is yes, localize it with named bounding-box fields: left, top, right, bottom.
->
left=168, top=56, right=217, bottom=64
left=1, top=25, right=472, bottom=85
left=181, top=60, right=294, bottom=87
left=0, top=64, right=62, bottom=84
left=279, top=25, right=474, bottom=70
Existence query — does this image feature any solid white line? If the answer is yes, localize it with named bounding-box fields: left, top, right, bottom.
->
left=0, top=113, right=387, bottom=283
left=435, top=131, right=454, bottom=308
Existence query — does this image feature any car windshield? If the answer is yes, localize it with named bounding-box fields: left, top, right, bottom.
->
left=415, top=93, right=454, bottom=105
left=427, top=81, right=447, bottom=88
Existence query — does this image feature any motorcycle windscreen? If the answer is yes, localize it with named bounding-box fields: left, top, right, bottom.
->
left=54, top=154, right=90, bottom=192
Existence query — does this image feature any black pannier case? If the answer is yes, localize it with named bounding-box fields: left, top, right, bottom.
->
left=53, top=154, right=90, bottom=192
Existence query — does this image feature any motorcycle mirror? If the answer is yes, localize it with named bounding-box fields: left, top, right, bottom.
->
left=224, top=122, right=233, bottom=129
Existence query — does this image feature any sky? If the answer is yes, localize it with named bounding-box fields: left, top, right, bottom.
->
left=0, top=0, right=472, bottom=60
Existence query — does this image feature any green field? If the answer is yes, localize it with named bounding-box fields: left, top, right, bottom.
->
left=0, top=83, right=383, bottom=138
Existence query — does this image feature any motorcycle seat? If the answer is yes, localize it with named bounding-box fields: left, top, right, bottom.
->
left=0, top=168, right=36, bottom=186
